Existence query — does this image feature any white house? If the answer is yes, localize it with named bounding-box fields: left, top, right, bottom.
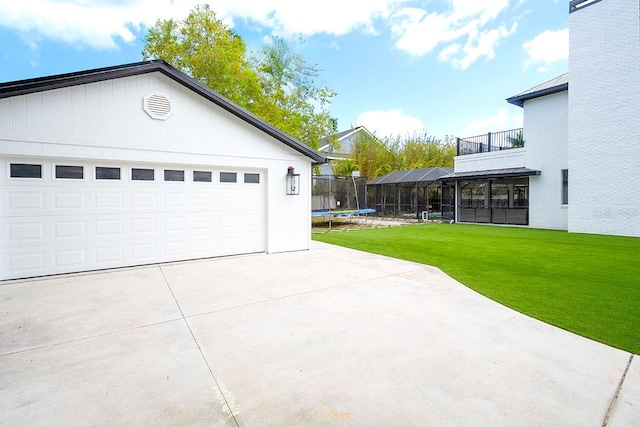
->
left=0, top=60, right=326, bottom=280
left=317, top=126, right=377, bottom=175
left=441, top=0, right=640, bottom=238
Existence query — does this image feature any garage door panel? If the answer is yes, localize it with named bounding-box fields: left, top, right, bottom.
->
left=54, top=192, right=87, bottom=210
left=54, top=248, right=86, bottom=268
left=192, top=193, right=214, bottom=207
left=192, top=215, right=214, bottom=231
left=130, top=192, right=157, bottom=208
left=219, top=192, right=241, bottom=207
left=1, top=161, right=266, bottom=280
left=95, top=219, right=125, bottom=237
left=4, top=191, right=46, bottom=214
left=8, top=222, right=46, bottom=242
left=162, top=217, right=188, bottom=233
left=9, top=251, right=46, bottom=273
left=54, top=221, right=86, bottom=239
left=130, top=244, right=157, bottom=262
left=94, top=246, right=124, bottom=264
left=162, top=193, right=188, bottom=208
left=163, top=241, right=188, bottom=257
left=219, top=214, right=239, bottom=229
left=192, top=239, right=214, bottom=254
left=94, top=193, right=124, bottom=209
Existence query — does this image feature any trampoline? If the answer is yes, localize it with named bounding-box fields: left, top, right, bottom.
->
left=312, top=208, right=376, bottom=229
left=311, top=208, right=375, bottom=217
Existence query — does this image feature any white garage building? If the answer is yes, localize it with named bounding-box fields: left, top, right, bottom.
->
left=0, top=60, right=325, bottom=280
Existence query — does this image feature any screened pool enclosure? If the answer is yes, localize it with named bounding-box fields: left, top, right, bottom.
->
left=438, top=168, right=540, bottom=225
left=365, top=167, right=454, bottom=220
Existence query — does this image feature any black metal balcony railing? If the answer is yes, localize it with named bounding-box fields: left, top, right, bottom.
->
left=456, top=128, right=524, bottom=156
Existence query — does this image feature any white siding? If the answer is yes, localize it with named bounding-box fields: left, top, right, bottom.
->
left=569, top=0, right=640, bottom=237
left=0, top=71, right=315, bottom=279
left=524, top=91, right=569, bottom=230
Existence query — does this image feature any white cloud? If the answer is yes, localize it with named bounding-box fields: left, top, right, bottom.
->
left=390, top=0, right=513, bottom=68
left=523, top=28, right=569, bottom=70
left=458, top=108, right=522, bottom=137
left=0, top=0, right=404, bottom=50
left=217, top=0, right=402, bottom=37
left=450, top=22, right=517, bottom=69
left=0, top=0, right=194, bottom=50
left=1, top=0, right=515, bottom=72
left=355, top=109, right=426, bottom=139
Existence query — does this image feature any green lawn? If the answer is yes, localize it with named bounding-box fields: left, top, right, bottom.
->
left=313, top=223, right=640, bottom=354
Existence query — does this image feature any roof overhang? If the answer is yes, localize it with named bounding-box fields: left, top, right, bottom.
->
left=0, top=60, right=327, bottom=165
left=506, top=74, right=569, bottom=108
left=438, top=167, right=541, bottom=181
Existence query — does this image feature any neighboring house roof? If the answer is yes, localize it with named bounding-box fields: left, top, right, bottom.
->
left=438, top=167, right=541, bottom=181
left=319, top=126, right=377, bottom=155
left=0, top=59, right=326, bottom=164
left=506, top=73, right=569, bottom=108
left=367, top=167, right=453, bottom=185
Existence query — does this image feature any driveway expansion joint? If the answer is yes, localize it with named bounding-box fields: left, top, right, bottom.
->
left=0, top=318, right=183, bottom=357
left=182, top=273, right=396, bottom=320
left=602, top=353, right=634, bottom=426
left=159, top=266, right=240, bottom=427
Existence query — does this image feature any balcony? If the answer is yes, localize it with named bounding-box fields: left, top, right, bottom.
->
left=456, top=128, right=524, bottom=156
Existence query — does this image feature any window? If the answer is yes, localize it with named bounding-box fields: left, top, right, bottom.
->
left=220, top=172, right=237, bottom=183
left=561, top=169, right=569, bottom=205
left=164, top=169, right=184, bottom=182
left=96, top=167, right=121, bottom=180
left=132, top=168, right=154, bottom=181
left=56, top=165, right=83, bottom=179
left=10, top=163, right=42, bottom=178
left=193, top=171, right=212, bottom=182
left=244, top=173, right=260, bottom=184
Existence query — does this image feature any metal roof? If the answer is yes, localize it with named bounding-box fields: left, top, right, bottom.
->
left=367, top=167, right=453, bottom=185
left=506, top=74, right=568, bottom=108
left=438, top=167, right=541, bottom=181
left=0, top=60, right=327, bottom=164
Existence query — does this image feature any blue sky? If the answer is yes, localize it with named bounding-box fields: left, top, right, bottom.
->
left=0, top=0, right=569, bottom=140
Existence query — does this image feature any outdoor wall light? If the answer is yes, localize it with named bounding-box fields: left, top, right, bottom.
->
left=286, top=166, right=300, bottom=195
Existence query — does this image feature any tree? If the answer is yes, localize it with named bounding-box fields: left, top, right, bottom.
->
left=350, top=131, right=394, bottom=179
left=332, top=158, right=360, bottom=176
left=253, top=37, right=337, bottom=150
left=142, top=5, right=261, bottom=108
left=349, top=131, right=456, bottom=178
left=142, top=7, right=338, bottom=150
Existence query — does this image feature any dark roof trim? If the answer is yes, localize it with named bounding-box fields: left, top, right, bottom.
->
left=438, top=167, right=541, bottom=181
left=506, top=74, right=568, bottom=108
left=570, top=0, right=603, bottom=13
left=0, top=60, right=326, bottom=164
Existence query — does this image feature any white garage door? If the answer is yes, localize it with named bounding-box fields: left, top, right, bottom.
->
left=0, top=159, right=266, bottom=280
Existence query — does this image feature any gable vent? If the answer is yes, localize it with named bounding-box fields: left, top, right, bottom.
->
left=143, top=91, right=174, bottom=120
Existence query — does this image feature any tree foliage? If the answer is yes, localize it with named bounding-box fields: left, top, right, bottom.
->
left=350, top=131, right=457, bottom=179
left=142, top=5, right=260, bottom=107
left=253, top=38, right=337, bottom=150
left=508, top=130, right=525, bottom=148
left=142, top=5, right=337, bottom=149
left=332, top=158, right=360, bottom=176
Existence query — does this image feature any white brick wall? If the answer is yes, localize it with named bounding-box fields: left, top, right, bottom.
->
left=524, top=91, right=569, bottom=230
left=569, top=0, right=640, bottom=237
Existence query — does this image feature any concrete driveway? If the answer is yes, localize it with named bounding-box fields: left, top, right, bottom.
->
left=1, top=241, right=638, bottom=426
